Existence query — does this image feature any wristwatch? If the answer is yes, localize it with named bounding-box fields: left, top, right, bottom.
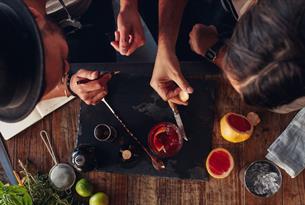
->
left=66, top=73, right=77, bottom=97
left=204, top=40, right=224, bottom=62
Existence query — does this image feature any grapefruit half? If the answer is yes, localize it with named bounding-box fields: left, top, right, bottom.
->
left=220, top=112, right=260, bottom=143
left=206, top=148, right=234, bottom=179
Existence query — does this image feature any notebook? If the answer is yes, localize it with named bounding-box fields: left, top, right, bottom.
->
left=0, top=96, right=75, bottom=140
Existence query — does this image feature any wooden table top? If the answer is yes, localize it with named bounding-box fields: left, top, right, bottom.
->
left=4, top=62, right=304, bottom=205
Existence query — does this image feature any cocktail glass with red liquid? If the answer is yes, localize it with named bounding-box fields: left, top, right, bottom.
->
left=148, top=122, right=183, bottom=158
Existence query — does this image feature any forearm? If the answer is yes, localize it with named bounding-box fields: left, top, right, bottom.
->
left=41, top=84, right=67, bottom=100
left=23, top=0, right=47, bottom=14
left=120, top=0, right=138, bottom=10
left=215, top=46, right=226, bottom=68
left=158, top=0, right=188, bottom=51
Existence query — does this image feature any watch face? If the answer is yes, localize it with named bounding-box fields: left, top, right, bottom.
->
left=205, top=49, right=216, bottom=62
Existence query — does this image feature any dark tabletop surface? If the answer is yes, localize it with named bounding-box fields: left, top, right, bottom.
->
left=3, top=62, right=303, bottom=205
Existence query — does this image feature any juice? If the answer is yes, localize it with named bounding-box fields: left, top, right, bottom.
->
left=148, top=122, right=183, bottom=158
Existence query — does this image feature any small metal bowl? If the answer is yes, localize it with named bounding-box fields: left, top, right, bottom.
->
left=240, top=160, right=282, bottom=198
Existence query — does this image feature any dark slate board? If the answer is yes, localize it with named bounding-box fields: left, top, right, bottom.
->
left=77, top=73, right=216, bottom=180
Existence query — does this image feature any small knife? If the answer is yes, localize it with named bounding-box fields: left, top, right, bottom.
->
left=0, top=134, right=17, bottom=185
left=168, top=102, right=189, bottom=141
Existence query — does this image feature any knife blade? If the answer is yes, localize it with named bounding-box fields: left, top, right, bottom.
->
left=168, top=102, right=189, bottom=141
left=0, top=134, right=17, bottom=185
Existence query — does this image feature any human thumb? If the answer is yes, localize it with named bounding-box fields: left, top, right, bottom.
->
left=173, top=72, right=193, bottom=94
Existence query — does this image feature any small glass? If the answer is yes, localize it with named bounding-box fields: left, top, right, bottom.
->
left=240, top=160, right=282, bottom=198
left=148, top=122, right=183, bottom=158
left=94, top=124, right=117, bottom=142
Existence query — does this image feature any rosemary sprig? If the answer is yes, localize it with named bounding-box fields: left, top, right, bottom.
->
left=18, top=160, right=72, bottom=205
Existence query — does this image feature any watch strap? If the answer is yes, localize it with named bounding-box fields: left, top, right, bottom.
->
left=204, top=40, right=224, bottom=62
left=66, top=73, right=77, bottom=97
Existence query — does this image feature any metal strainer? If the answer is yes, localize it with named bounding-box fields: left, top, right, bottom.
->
left=40, top=130, right=76, bottom=191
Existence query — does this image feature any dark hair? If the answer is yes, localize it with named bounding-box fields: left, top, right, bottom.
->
left=224, top=0, right=305, bottom=109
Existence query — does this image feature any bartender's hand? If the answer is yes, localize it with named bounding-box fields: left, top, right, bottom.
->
left=70, top=69, right=112, bottom=105
left=150, top=47, right=193, bottom=105
left=111, top=3, right=145, bottom=56
left=189, top=24, right=218, bottom=56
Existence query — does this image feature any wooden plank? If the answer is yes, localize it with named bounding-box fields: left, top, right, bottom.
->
left=206, top=77, right=244, bottom=205
left=282, top=173, right=305, bottom=205
left=87, top=172, right=128, bottom=205
left=5, top=99, right=80, bottom=173
left=127, top=176, right=158, bottom=205
left=205, top=148, right=244, bottom=205
left=180, top=180, right=205, bottom=205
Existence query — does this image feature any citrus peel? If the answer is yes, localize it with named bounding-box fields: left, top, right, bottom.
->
left=220, top=112, right=260, bottom=143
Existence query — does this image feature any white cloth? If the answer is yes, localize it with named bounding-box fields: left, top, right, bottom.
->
left=266, top=108, right=305, bottom=178
left=46, top=0, right=92, bottom=18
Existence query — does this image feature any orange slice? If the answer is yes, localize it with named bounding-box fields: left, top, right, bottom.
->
left=153, top=127, right=167, bottom=152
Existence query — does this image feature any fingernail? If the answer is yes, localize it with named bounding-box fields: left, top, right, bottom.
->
left=92, top=71, right=98, bottom=78
left=186, top=87, right=194, bottom=94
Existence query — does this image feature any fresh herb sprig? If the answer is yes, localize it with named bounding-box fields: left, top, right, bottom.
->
left=23, top=174, right=71, bottom=205
left=19, top=161, right=72, bottom=205
left=0, top=181, right=32, bottom=205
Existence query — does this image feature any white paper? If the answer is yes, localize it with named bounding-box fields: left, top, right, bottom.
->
left=0, top=96, right=75, bottom=140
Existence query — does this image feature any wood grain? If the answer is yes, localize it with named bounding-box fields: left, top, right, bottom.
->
left=3, top=73, right=302, bottom=205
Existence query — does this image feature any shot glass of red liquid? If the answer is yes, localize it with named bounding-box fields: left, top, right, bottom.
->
left=148, top=122, right=183, bottom=158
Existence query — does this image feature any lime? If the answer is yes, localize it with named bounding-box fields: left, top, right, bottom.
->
left=89, top=192, right=109, bottom=205
left=75, top=178, right=93, bottom=197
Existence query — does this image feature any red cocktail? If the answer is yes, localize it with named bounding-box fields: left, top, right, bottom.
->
left=148, top=122, right=183, bottom=158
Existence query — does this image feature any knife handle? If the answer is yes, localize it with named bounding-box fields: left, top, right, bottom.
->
left=168, top=101, right=178, bottom=113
